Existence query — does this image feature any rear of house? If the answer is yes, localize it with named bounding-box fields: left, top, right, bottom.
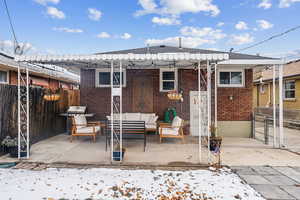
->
left=80, top=46, right=273, bottom=137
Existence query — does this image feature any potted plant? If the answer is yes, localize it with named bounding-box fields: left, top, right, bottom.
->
left=1, top=136, right=29, bottom=158
left=209, top=124, right=222, bottom=152
left=112, top=146, right=126, bottom=161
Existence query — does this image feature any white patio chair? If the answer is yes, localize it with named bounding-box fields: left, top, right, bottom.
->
left=159, top=116, right=184, bottom=143
left=71, top=115, right=101, bottom=142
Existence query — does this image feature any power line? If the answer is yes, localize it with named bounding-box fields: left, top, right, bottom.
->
left=234, top=25, right=300, bottom=53
left=2, top=0, right=19, bottom=54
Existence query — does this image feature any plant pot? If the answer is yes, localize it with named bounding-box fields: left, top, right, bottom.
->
left=209, top=136, right=222, bottom=152
left=8, top=146, right=29, bottom=158
left=113, top=148, right=126, bottom=161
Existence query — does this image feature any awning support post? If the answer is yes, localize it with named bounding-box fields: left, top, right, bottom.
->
left=110, top=61, right=114, bottom=162
left=207, top=60, right=211, bottom=164
left=272, top=65, right=277, bottom=148
left=214, top=64, right=218, bottom=136
left=17, top=63, right=30, bottom=159
left=198, top=61, right=202, bottom=163
left=278, top=63, right=284, bottom=148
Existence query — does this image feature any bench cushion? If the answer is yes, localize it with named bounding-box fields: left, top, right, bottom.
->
left=171, top=116, right=182, bottom=131
left=76, top=126, right=100, bottom=134
left=160, top=128, right=178, bottom=136
left=125, top=113, right=141, bottom=121
left=74, top=115, right=87, bottom=128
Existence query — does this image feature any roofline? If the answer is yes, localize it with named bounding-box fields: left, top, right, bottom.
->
left=96, top=45, right=277, bottom=60
left=254, top=73, right=300, bottom=83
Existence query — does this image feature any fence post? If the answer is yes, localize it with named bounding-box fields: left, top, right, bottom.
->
left=252, top=112, right=256, bottom=139
left=264, top=117, right=269, bottom=145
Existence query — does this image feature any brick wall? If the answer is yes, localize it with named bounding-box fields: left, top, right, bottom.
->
left=8, top=70, right=75, bottom=90
left=217, top=69, right=253, bottom=121
left=81, top=68, right=253, bottom=122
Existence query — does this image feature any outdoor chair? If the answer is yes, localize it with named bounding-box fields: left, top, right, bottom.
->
left=159, top=116, right=184, bottom=143
left=71, top=115, right=101, bottom=142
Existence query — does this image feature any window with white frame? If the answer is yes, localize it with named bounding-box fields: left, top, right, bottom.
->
left=218, top=69, right=244, bottom=87
left=284, top=80, right=295, bottom=99
left=95, top=69, right=126, bottom=87
left=0, top=70, right=9, bottom=84
left=160, top=68, right=177, bottom=92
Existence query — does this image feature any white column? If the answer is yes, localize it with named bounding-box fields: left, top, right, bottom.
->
left=198, top=61, right=202, bottom=163
left=119, top=60, right=123, bottom=161
left=207, top=61, right=211, bottom=163
left=272, top=65, right=277, bottom=148
left=110, top=61, right=114, bottom=161
left=214, top=64, right=218, bottom=136
left=17, top=64, right=21, bottom=159
left=26, top=66, right=30, bottom=158
left=278, top=64, right=284, bottom=148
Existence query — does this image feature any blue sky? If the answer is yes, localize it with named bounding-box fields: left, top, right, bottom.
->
left=0, top=0, right=300, bottom=59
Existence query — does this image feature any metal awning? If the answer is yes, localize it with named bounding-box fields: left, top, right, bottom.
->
left=15, top=53, right=229, bottom=62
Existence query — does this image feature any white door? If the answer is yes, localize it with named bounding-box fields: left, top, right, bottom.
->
left=190, top=91, right=208, bottom=136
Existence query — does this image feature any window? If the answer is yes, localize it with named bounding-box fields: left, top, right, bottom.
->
left=284, top=80, right=295, bottom=99
left=160, top=69, right=177, bottom=92
left=218, top=69, right=244, bottom=87
left=0, top=70, right=9, bottom=84
left=95, top=69, right=126, bottom=87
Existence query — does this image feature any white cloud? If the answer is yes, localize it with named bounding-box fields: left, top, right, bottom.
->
left=229, top=33, right=254, bottom=45
left=180, top=26, right=226, bottom=39
left=136, top=0, right=220, bottom=17
left=88, top=8, right=102, bottom=21
left=46, top=6, right=65, bottom=19
left=217, top=22, right=224, bottom=27
left=235, top=21, right=248, bottom=30
left=152, top=16, right=180, bottom=25
left=279, top=0, right=300, bottom=7
left=120, top=33, right=132, bottom=39
left=0, top=40, right=35, bottom=54
left=258, top=0, right=272, bottom=9
left=138, top=0, right=157, bottom=13
left=53, top=27, right=83, bottom=33
left=0, top=40, right=14, bottom=48
left=97, top=32, right=111, bottom=38
left=146, top=36, right=215, bottom=48
left=34, top=0, right=60, bottom=6
left=257, top=20, right=273, bottom=30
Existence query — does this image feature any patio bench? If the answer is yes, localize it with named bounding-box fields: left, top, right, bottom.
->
left=105, top=120, right=146, bottom=152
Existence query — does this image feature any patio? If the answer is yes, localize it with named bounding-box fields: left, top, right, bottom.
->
left=2, top=134, right=300, bottom=166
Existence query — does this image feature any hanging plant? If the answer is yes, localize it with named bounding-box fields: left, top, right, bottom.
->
left=43, top=89, right=60, bottom=101
left=167, top=90, right=183, bottom=101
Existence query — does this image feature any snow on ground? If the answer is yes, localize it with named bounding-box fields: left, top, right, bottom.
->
left=0, top=167, right=264, bottom=200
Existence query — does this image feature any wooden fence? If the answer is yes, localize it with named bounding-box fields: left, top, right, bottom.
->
left=0, top=85, right=80, bottom=145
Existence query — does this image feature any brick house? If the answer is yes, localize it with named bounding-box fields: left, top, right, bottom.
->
left=0, top=51, right=79, bottom=89
left=15, top=45, right=280, bottom=138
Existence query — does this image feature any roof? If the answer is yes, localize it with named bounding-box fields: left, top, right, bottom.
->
left=97, top=45, right=276, bottom=60
left=256, top=59, right=300, bottom=82
left=0, top=52, right=79, bottom=84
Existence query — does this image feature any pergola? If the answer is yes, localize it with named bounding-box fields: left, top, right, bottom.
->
left=14, top=52, right=284, bottom=163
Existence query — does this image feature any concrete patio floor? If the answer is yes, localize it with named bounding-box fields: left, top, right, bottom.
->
left=1, top=134, right=300, bottom=166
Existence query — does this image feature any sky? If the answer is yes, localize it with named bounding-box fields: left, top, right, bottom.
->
left=0, top=0, right=300, bottom=60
